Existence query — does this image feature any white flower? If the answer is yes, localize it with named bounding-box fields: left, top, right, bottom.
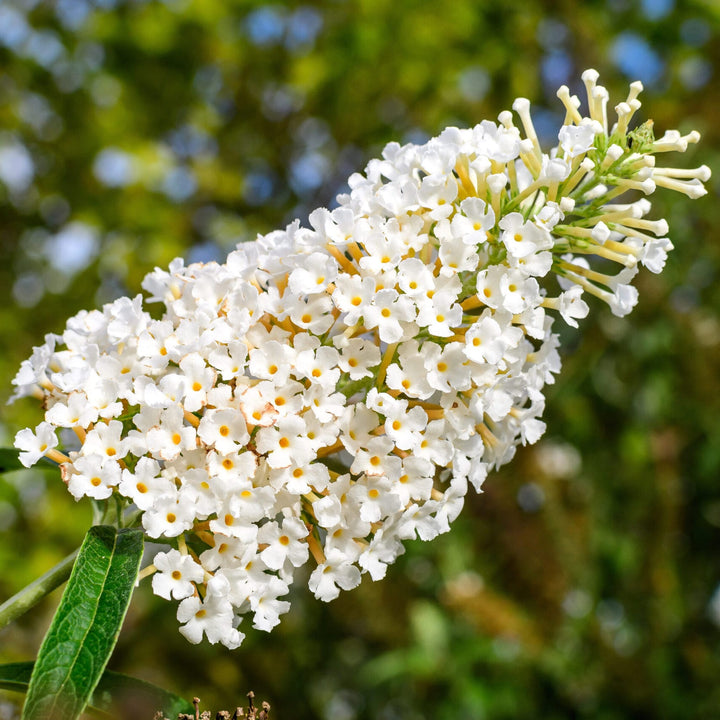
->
left=208, top=341, right=248, bottom=381
left=358, top=527, right=403, bottom=580
left=177, top=574, right=244, bottom=649
left=207, top=449, right=257, bottom=486
left=179, top=353, right=216, bottom=412
left=396, top=257, right=435, bottom=297
left=237, top=385, right=279, bottom=428
left=394, top=456, right=435, bottom=504
left=308, top=548, right=362, bottom=602
left=200, top=534, right=255, bottom=571
left=464, top=315, right=506, bottom=365
left=455, top=197, right=495, bottom=245
left=223, top=486, right=276, bottom=524
left=335, top=337, right=381, bottom=380
left=608, top=284, right=640, bottom=317
left=197, top=408, right=249, bottom=455
left=312, top=493, right=343, bottom=529
left=260, top=379, right=305, bottom=417
left=397, top=502, right=445, bottom=542
left=258, top=517, right=309, bottom=570
left=437, top=233, right=479, bottom=275
left=66, top=454, right=121, bottom=500
left=146, top=405, right=197, bottom=460
left=418, top=174, right=458, bottom=220
left=558, top=119, right=602, bottom=157
left=383, top=401, right=428, bottom=451
left=255, top=415, right=314, bottom=469
left=45, top=392, right=99, bottom=428
left=208, top=504, right=259, bottom=542
left=413, top=420, right=454, bottom=466
left=118, top=457, right=173, bottom=510
left=474, top=266, right=504, bottom=309
left=152, top=549, right=205, bottom=600
left=500, top=213, right=551, bottom=258
left=287, top=252, right=338, bottom=295
left=81, top=420, right=128, bottom=464
left=304, top=385, right=346, bottom=423
left=332, top=275, right=377, bottom=325
left=557, top=286, right=590, bottom=328
left=137, top=320, right=178, bottom=369
left=349, top=476, right=402, bottom=523
left=285, top=294, right=335, bottom=334
left=142, top=494, right=195, bottom=538
left=362, top=289, right=416, bottom=344
left=499, top=271, right=540, bottom=314
left=248, top=341, right=295, bottom=384
left=135, top=374, right=186, bottom=410
left=15, top=422, right=58, bottom=467
left=384, top=342, right=434, bottom=399
left=269, top=461, right=330, bottom=494
left=350, top=437, right=399, bottom=478
left=294, top=346, right=341, bottom=390
left=415, top=292, right=463, bottom=337
left=249, top=576, right=291, bottom=631
left=424, top=342, right=471, bottom=393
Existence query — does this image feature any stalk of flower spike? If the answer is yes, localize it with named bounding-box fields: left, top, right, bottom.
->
left=11, top=70, right=708, bottom=649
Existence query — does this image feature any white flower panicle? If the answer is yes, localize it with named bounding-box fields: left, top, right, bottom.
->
left=12, top=71, right=709, bottom=649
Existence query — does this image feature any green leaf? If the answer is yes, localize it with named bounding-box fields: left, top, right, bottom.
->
left=0, top=662, right=193, bottom=718
left=22, top=526, right=144, bottom=720
left=0, top=448, right=56, bottom=473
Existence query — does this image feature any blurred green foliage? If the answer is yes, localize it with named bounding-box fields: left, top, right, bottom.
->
left=0, top=0, right=719, bottom=718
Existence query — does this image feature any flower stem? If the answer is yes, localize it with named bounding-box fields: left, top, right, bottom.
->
left=0, top=549, right=78, bottom=631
